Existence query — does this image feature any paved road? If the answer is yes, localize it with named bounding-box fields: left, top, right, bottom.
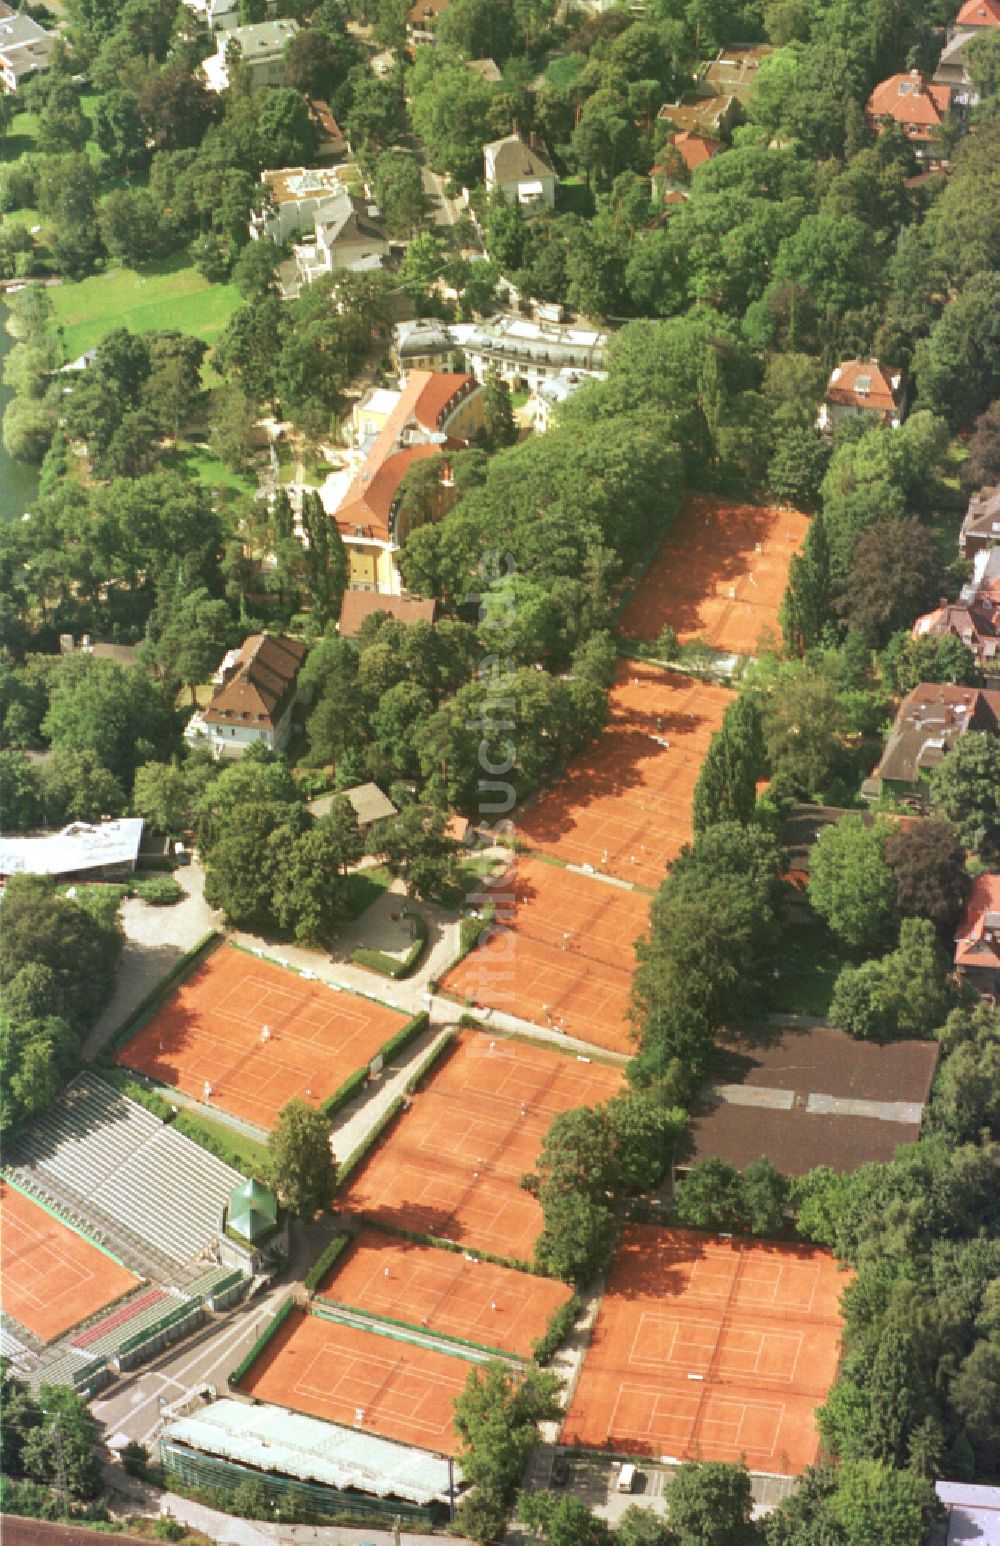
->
left=91, top=1286, right=285, bottom=1447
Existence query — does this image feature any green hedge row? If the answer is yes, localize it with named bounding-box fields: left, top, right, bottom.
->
left=319, top=1066, right=368, bottom=1119
left=229, top=1297, right=294, bottom=1388
left=303, top=1232, right=352, bottom=1294
left=107, top=930, right=222, bottom=1054
left=405, top=1029, right=456, bottom=1094
left=174, top=1111, right=261, bottom=1179
left=93, top=1065, right=175, bottom=1122
left=451, top=904, right=495, bottom=973
left=531, top=1293, right=581, bottom=1365
left=351, top=914, right=428, bottom=980
left=357, top=1214, right=536, bottom=1277
left=378, top=1010, right=428, bottom=1065
left=317, top=1012, right=429, bottom=1119
left=335, top=1096, right=406, bottom=1191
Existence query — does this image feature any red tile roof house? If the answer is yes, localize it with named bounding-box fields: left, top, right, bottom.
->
left=955, top=872, right=1000, bottom=999
left=338, top=591, right=436, bottom=638
left=866, top=71, right=953, bottom=165
left=912, top=547, right=1000, bottom=683
left=817, top=358, right=904, bottom=432
left=951, top=0, right=1000, bottom=31
left=651, top=132, right=724, bottom=204
left=332, top=369, right=482, bottom=595
left=867, top=682, right=1000, bottom=803
left=184, top=634, right=308, bottom=758
left=960, top=484, right=1000, bottom=558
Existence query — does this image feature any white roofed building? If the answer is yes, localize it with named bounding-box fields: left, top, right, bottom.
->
left=249, top=165, right=362, bottom=245
left=201, top=18, right=299, bottom=92
left=0, top=820, right=144, bottom=882
left=159, top=1398, right=459, bottom=1524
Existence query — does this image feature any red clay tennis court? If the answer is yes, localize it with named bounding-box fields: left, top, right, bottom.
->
left=443, top=855, right=650, bottom=1054
left=618, top=496, right=811, bottom=657
left=562, top=1225, right=847, bottom=1475
left=117, top=945, right=410, bottom=1130
left=0, top=1181, right=140, bottom=1343
left=340, top=1030, right=622, bottom=1260
left=241, top=1306, right=467, bottom=1454
left=319, top=1228, right=574, bottom=1358
left=518, top=663, right=733, bottom=890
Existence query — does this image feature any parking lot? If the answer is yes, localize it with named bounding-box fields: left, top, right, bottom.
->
left=520, top=1446, right=796, bottom=1524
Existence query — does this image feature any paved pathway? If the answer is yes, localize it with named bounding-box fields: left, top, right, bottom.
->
left=85, top=866, right=221, bottom=1059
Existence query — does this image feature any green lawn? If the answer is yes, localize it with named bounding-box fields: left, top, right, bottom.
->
left=766, top=903, right=854, bottom=1019
left=174, top=1108, right=270, bottom=1175
left=51, top=260, right=241, bottom=359
left=545, top=53, right=585, bottom=90
left=160, top=441, right=258, bottom=496
left=0, top=109, right=40, bottom=163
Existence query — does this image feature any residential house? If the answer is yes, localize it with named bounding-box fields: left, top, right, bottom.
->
left=656, top=94, right=740, bottom=138
left=651, top=131, right=724, bottom=205
left=866, top=71, right=953, bottom=165
left=182, top=0, right=272, bottom=31
left=467, top=57, right=502, bottom=83
left=960, top=483, right=1000, bottom=558
left=352, top=386, right=406, bottom=444
left=483, top=135, right=558, bottom=212
left=697, top=44, right=774, bottom=103
left=58, top=633, right=141, bottom=669
left=911, top=546, right=1000, bottom=682
left=866, top=682, right=1000, bottom=803
left=0, top=12, right=54, bottom=93
left=308, top=782, right=397, bottom=829
left=533, top=372, right=593, bottom=432
left=954, top=873, right=1000, bottom=999
left=184, top=634, right=308, bottom=758
left=330, top=370, right=482, bottom=594
left=201, top=19, right=299, bottom=93
left=934, top=29, right=986, bottom=112
left=817, top=358, right=904, bottom=432
left=407, top=0, right=451, bottom=43
left=338, top=591, right=437, bottom=638
left=293, top=189, right=389, bottom=286
left=950, top=0, right=1000, bottom=31
left=460, top=313, right=608, bottom=392
left=0, top=821, right=144, bottom=883
left=393, top=319, right=471, bottom=373
left=308, top=99, right=349, bottom=159
left=249, top=165, right=360, bottom=245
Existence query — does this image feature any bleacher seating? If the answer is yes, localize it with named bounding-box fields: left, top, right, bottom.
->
left=7, top=1073, right=242, bottom=1268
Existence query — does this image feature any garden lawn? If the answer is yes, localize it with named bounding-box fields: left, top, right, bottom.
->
left=160, top=441, right=257, bottom=495
left=51, top=262, right=240, bottom=359
left=767, top=908, right=854, bottom=1019
left=174, top=1108, right=271, bottom=1174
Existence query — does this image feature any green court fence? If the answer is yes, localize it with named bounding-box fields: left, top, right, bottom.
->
left=229, top=1296, right=294, bottom=1389
left=310, top=1296, right=518, bottom=1365
left=117, top=1298, right=201, bottom=1359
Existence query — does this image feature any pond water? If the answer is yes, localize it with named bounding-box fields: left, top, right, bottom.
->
left=0, top=298, right=42, bottom=524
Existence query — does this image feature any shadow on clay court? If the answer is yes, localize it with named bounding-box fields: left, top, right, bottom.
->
left=619, top=501, right=786, bottom=641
